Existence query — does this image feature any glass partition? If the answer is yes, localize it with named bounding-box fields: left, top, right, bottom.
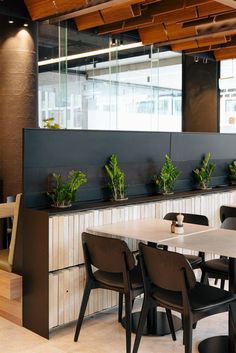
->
left=38, top=21, right=182, bottom=131
left=220, top=59, right=236, bottom=133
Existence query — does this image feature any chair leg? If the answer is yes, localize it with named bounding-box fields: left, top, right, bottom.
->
left=200, top=271, right=209, bottom=285
left=183, top=316, right=193, bottom=353
left=74, top=281, right=92, bottom=342
left=166, top=309, right=176, bottom=341
left=118, top=293, right=123, bottom=323
left=125, top=293, right=132, bottom=353
left=132, top=297, right=149, bottom=353
left=220, top=279, right=225, bottom=290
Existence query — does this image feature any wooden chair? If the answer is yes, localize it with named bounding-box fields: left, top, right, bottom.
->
left=74, top=232, right=144, bottom=353
left=201, top=217, right=236, bottom=289
left=164, top=212, right=209, bottom=269
left=0, top=193, right=22, bottom=272
left=133, top=243, right=236, bottom=353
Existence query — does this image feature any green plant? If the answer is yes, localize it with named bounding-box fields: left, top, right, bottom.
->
left=105, top=154, right=127, bottom=200
left=193, top=152, right=215, bottom=189
left=47, top=170, right=87, bottom=207
left=43, top=117, right=60, bottom=129
left=228, top=161, right=236, bottom=184
left=154, top=155, right=180, bottom=194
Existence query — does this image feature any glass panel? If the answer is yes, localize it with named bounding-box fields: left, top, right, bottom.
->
left=38, top=21, right=182, bottom=131
left=219, top=59, right=236, bottom=133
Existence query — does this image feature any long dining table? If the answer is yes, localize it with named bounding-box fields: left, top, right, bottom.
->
left=88, top=217, right=215, bottom=337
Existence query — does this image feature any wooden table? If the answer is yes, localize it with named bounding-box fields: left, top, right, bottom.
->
left=161, top=228, right=236, bottom=353
left=89, top=218, right=215, bottom=337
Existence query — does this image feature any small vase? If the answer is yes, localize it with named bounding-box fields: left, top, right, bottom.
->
left=51, top=201, right=72, bottom=208
left=198, top=183, right=212, bottom=191
left=112, top=197, right=129, bottom=202
left=161, top=190, right=174, bottom=195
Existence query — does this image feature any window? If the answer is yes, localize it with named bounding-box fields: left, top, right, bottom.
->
left=38, top=22, right=182, bottom=132
left=219, top=59, right=236, bottom=133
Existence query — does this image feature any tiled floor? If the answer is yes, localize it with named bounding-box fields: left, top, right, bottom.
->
left=0, top=298, right=228, bottom=353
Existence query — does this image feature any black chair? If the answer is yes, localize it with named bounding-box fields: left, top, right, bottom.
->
left=220, top=205, right=236, bottom=223
left=74, top=232, right=144, bottom=353
left=201, top=217, right=236, bottom=289
left=164, top=212, right=209, bottom=269
left=133, top=243, right=236, bottom=353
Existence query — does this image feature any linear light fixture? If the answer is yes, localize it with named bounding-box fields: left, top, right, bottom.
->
left=38, top=42, right=143, bottom=66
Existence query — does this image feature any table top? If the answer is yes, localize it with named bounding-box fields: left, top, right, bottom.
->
left=88, top=218, right=214, bottom=244
left=0, top=202, right=15, bottom=219
left=161, top=228, right=236, bottom=258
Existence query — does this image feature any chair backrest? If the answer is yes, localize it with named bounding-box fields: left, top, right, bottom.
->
left=139, top=242, right=196, bottom=292
left=221, top=217, right=236, bottom=230
left=220, top=206, right=236, bottom=223
left=82, top=232, right=135, bottom=273
left=8, top=193, right=22, bottom=267
left=164, top=212, right=209, bottom=226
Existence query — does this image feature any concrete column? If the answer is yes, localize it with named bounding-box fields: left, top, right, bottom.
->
left=182, top=54, right=220, bottom=133
left=0, top=15, right=38, bottom=199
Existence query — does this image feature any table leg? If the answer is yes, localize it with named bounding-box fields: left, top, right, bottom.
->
left=122, top=309, right=182, bottom=336
left=199, top=258, right=236, bottom=353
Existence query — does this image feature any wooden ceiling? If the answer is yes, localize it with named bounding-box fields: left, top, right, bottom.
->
left=24, top=0, right=236, bottom=60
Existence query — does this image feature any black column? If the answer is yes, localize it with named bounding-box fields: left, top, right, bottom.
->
left=0, top=15, right=38, bottom=200
left=182, top=54, right=220, bottom=133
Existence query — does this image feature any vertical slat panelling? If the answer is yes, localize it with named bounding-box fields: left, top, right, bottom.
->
left=48, top=190, right=236, bottom=329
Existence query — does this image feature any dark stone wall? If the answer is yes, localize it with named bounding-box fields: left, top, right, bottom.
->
left=182, top=55, right=220, bottom=133
left=0, top=16, right=38, bottom=200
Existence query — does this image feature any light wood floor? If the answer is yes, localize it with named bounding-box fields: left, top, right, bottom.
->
left=0, top=296, right=228, bottom=353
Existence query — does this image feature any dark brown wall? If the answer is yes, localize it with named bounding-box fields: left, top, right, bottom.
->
left=182, top=55, right=220, bottom=133
left=0, top=16, right=38, bottom=200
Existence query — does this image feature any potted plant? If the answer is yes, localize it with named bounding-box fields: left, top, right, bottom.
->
left=228, top=161, right=236, bottom=185
left=193, top=152, right=215, bottom=190
left=105, top=154, right=127, bottom=201
left=47, top=170, right=87, bottom=207
left=43, top=117, right=60, bottom=129
left=153, top=154, right=180, bottom=195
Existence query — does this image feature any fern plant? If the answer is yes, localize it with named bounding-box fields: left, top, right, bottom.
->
left=47, top=170, right=87, bottom=207
left=105, top=154, right=127, bottom=200
left=193, top=152, right=215, bottom=189
left=154, top=155, right=180, bottom=194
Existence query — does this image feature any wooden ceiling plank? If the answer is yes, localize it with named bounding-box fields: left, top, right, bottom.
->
left=45, top=0, right=143, bottom=23
left=185, top=45, right=213, bottom=53
left=98, top=14, right=154, bottom=34
left=197, top=35, right=229, bottom=45
left=165, top=23, right=197, bottom=40
left=101, top=5, right=135, bottom=23
left=74, top=11, right=104, bottom=31
left=138, top=23, right=168, bottom=44
left=24, top=0, right=59, bottom=20
left=154, top=7, right=198, bottom=24
left=142, top=0, right=185, bottom=14
left=198, top=1, right=234, bottom=16
left=215, top=0, right=236, bottom=9
left=214, top=45, right=236, bottom=60
left=171, top=40, right=198, bottom=50
left=185, top=0, right=214, bottom=6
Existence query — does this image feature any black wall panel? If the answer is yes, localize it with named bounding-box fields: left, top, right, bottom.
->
left=23, top=129, right=236, bottom=208
left=171, top=132, right=236, bottom=190
left=23, top=129, right=171, bottom=207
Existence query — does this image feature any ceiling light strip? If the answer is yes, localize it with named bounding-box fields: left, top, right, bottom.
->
left=38, top=42, right=143, bottom=66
